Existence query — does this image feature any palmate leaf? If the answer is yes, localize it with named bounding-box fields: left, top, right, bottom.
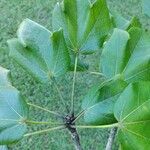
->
left=82, top=77, right=127, bottom=125
left=100, top=27, right=150, bottom=82
left=114, top=82, right=150, bottom=150
left=52, top=0, right=112, bottom=54
left=52, top=0, right=141, bottom=54
left=8, top=19, right=70, bottom=83
left=82, top=27, right=150, bottom=125
left=0, top=66, right=29, bottom=145
left=100, top=28, right=130, bottom=78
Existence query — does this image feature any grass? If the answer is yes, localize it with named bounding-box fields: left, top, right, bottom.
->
left=0, top=0, right=150, bottom=149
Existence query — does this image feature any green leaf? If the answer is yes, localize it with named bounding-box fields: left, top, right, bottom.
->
left=83, top=27, right=150, bottom=125
left=100, top=28, right=130, bottom=78
left=142, top=0, right=150, bottom=17
left=0, top=66, right=29, bottom=145
left=125, top=27, right=142, bottom=55
left=0, top=145, right=8, bottom=150
left=8, top=19, right=70, bottom=83
left=114, top=82, right=150, bottom=150
left=123, top=29, right=150, bottom=82
left=100, top=27, right=150, bottom=82
left=52, top=0, right=112, bottom=54
left=0, top=66, right=10, bottom=86
left=111, top=12, right=130, bottom=30
left=82, top=78, right=127, bottom=125
left=126, top=17, right=141, bottom=30
left=83, top=96, right=117, bottom=125
left=111, top=11, right=141, bottom=30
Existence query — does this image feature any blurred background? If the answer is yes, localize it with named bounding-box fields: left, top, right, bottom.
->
left=0, top=0, right=150, bottom=149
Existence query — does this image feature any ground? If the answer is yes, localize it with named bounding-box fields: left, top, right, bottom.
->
left=0, top=0, right=149, bottom=150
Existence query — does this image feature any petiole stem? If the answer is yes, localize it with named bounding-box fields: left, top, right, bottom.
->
left=105, top=127, right=118, bottom=150
left=73, top=110, right=85, bottom=123
left=24, top=126, right=65, bottom=137
left=27, top=102, right=63, bottom=118
left=75, top=123, right=118, bottom=129
left=71, top=54, right=78, bottom=115
left=25, top=120, right=62, bottom=125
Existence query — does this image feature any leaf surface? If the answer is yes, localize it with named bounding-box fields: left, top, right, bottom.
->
left=100, top=28, right=130, bottom=78
left=114, top=82, right=150, bottom=150
left=82, top=78, right=127, bottom=125
left=52, top=0, right=112, bottom=54
left=0, top=67, right=29, bottom=145
left=83, top=27, right=150, bottom=125
left=123, top=29, right=150, bottom=82
left=0, top=145, right=8, bottom=150
left=0, top=66, right=10, bottom=86
left=100, top=27, right=150, bottom=82
left=8, top=19, right=70, bottom=83
left=142, top=0, right=150, bottom=17
left=111, top=11, right=141, bottom=31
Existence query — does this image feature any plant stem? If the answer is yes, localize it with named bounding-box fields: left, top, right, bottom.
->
left=69, top=128, right=82, bottom=150
left=71, top=54, right=78, bottom=115
left=75, top=123, right=118, bottom=129
left=105, top=127, right=118, bottom=150
left=27, top=102, right=63, bottom=118
left=52, top=78, right=69, bottom=113
left=24, top=126, right=65, bottom=137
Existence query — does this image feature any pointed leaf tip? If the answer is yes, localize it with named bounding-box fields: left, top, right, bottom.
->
left=0, top=66, right=11, bottom=86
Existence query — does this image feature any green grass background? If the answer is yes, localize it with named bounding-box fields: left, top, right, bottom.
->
left=0, top=0, right=150, bottom=150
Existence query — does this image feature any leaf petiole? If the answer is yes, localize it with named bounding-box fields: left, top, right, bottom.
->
left=71, top=54, right=78, bottom=115
left=25, top=120, right=63, bottom=125
left=27, top=102, right=63, bottom=118
left=75, top=123, right=118, bottom=129
left=73, top=110, right=85, bottom=123
left=24, top=126, right=65, bottom=137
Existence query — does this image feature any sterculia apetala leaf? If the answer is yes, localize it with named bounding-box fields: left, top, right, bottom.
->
left=0, top=66, right=29, bottom=145
left=8, top=19, right=70, bottom=83
left=101, top=27, right=150, bottom=82
left=82, top=78, right=127, bottom=125
left=82, top=27, right=150, bottom=125
left=114, top=82, right=150, bottom=150
left=52, top=0, right=141, bottom=73
left=52, top=0, right=112, bottom=54
left=52, top=0, right=141, bottom=55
